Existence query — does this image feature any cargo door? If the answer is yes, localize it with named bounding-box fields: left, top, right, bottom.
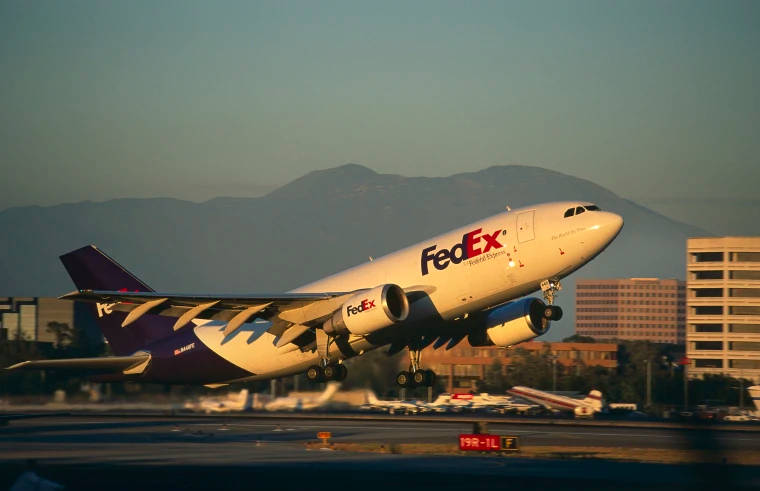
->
left=516, top=210, right=535, bottom=243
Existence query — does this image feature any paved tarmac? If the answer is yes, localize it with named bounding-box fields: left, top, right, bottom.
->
left=1, top=415, right=759, bottom=490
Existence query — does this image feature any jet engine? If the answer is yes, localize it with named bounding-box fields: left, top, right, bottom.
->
left=468, top=297, right=561, bottom=347
left=322, top=284, right=410, bottom=336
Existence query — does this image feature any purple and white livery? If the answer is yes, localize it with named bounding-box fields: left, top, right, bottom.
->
left=8, top=202, right=623, bottom=388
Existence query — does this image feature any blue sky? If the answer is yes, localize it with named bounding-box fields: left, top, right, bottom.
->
left=1, top=0, right=758, bottom=233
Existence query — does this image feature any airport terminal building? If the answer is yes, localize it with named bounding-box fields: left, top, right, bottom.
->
left=575, top=278, right=686, bottom=344
left=686, top=237, right=760, bottom=383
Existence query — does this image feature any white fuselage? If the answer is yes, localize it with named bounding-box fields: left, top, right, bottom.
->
left=508, top=386, right=602, bottom=414
left=193, top=201, right=623, bottom=382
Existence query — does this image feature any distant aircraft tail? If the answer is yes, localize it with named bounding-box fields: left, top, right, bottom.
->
left=59, top=245, right=175, bottom=356
left=236, top=389, right=251, bottom=410
left=583, top=389, right=604, bottom=411
left=366, top=390, right=379, bottom=405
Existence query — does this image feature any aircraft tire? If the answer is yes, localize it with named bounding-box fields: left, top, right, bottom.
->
left=323, top=364, right=337, bottom=380
left=335, top=364, right=348, bottom=381
left=396, top=371, right=412, bottom=388
left=550, top=305, right=563, bottom=320
left=412, top=370, right=426, bottom=386
left=306, top=365, right=324, bottom=383
left=423, top=369, right=436, bottom=387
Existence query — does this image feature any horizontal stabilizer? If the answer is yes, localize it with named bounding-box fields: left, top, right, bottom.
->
left=5, top=354, right=151, bottom=374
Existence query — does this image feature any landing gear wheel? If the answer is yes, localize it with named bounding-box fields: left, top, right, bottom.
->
left=549, top=305, right=563, bottom=321
left=423, top=369, right=436, bottom=387
left=323, top=364, right=337, bottom=380
left=396, top=371, right=412, bottom=388
left=306, top=365, right=324, bottom=383
left=321, top=364, right=348, bottom=381
left=412, top=370, right=426, bottom=386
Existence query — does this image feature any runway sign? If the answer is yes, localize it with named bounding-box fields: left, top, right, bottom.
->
left=500, top=436, right=519, bottom=451
left=459, top=434, right=519, bottom=452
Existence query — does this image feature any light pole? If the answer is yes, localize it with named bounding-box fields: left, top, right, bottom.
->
left=682, top=358, right=690, bottom=410
left=548, top=355, right=558, bottom=392
left=645, top=359, right=652, bottom=408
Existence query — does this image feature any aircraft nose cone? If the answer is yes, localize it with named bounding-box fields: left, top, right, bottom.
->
left=602, top=212, right=624, bottom=243
left=609, top=212, right=623, bottom=234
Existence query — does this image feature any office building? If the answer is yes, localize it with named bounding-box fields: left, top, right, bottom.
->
left=687, top=237, right=760, bottom=383
left=575, top=278, right=685, bottom=344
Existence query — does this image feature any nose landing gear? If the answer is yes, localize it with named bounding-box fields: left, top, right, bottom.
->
left=540, top=278, right=562, bottom=305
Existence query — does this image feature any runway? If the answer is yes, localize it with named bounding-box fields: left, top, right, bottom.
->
left=1, top=415, right=759, bottom=490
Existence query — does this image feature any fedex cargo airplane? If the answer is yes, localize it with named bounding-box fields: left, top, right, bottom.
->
left=7, top=201, right=622, bottom=388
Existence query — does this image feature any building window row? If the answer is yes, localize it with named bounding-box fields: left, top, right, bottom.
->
left=690, top=270, right=760, bottom=280
left=577, top=292, right=681, bottom=298
left=691, top=306, right=760, bottom=316
left=690, top=288, right=760, bottom=298
left=693, top=359, right=760, bottom=369
left=689, top=323, right=760, bottom=334
left=691, top=252, right=760, bottom=263
left=577, top=284, right=681, bottom=290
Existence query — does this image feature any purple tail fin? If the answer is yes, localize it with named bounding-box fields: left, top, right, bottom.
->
left=60, top=245, right=175, bottom=356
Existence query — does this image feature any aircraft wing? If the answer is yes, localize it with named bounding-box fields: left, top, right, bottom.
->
left=6, top=353, right=151, bottom=374
left=60, top=289, right=354, bottom=337
left=60, top=285, right=434, bottom=341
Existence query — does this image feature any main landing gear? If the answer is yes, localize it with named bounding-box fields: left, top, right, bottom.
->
left=305, top=362, right=347, bottom=383
left=396, top=347, right=436, bottom=388
left=305, top=329, right=348, bottom=383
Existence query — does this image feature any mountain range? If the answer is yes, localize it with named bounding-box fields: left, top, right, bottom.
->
left=0, top=164, right=707, bottom=340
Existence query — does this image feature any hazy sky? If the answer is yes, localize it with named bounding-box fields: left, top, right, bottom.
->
left=1, top=1, right=758, bottom=232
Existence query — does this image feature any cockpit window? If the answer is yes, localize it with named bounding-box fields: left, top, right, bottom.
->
left=585, top=204, right=600, bottom=211
left=575, top=206, right=585, bottom=215
left=564, top=208, right=574, bottom=218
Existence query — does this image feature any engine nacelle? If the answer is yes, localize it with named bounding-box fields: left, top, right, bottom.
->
left=323, top=284, right=410, bottom=336
left=468, top=297, right=560, bottom=347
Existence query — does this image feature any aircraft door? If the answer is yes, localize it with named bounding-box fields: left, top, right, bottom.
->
left=516, top=210, right=535, bottom=243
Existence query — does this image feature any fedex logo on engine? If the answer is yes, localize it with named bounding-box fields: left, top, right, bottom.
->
left=347, top=299, right=376, bottom=316
left=421, top=227, right=503, bottom=275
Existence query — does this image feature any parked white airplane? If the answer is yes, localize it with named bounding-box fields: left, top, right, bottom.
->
left=470, top=393, right=540, bottom=414
left=359, top=391, right=421, bottom=414
left=416, top=394, right=459, bottom=413
left=183, top=389, right=252, bottom=413
left=264, top=382, right=342, bottom=411
left=508, top=386, right=604, bottom=418
left=8, top=202, right=622, bottom=388
left=419, top=392, right=539, bottom=414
